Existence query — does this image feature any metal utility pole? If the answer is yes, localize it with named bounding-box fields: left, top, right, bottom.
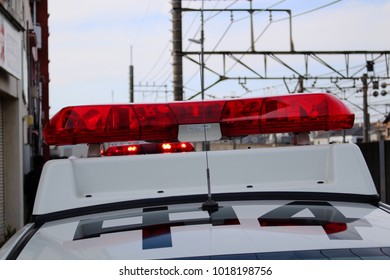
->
left=172, top=0, right=183, bottom=100
left=361, top=74, right=370, bottom=142
left=129, top=65, right=134, bottom=103
left=199, top=3, right=205, bottom=100
left=249, top=0, right=255, bottom=52
left=129, top=46, right=134, bottom=103
left=297, top=76, right=304, bottom=93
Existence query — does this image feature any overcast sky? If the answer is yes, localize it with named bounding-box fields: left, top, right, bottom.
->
left=48, top=0, right=390, bottom=122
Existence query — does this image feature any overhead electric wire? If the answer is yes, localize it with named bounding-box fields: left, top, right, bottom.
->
left=225, top=21, right=273, bottom=74
left=143, top=0, right=347, bottom=101
left=141, top=0, right=201, bottom=84
left=131, top=0, right=152, bottom=47
left=184, top=19, right=235, bottom=87
left=238, top=60, right=389, bottom=96
left=184, top=0, right=344, bottom=96
left=184, top=0, right=283, bottom=89
left=226, top=0, right=344, bottom=74
left=233, top=0, right=288, bottom=23
left=261, top=71, right=390, bottom=122
left=184, top=0, right=238, bottom=87
left=140, top=41, right=171, bottom=82
left=142, top=0, right=226, bottom=98
left=287, top=0, right=342, bottom=19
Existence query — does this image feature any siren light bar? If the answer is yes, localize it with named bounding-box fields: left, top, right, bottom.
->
left=43, top=93, right=354, bottom=146
left=104, top=142, right=194, bottom=156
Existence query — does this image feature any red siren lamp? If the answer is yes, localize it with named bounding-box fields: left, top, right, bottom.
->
left=43, top=93, right=354, bottom=146
left=103, top=142, right=195, bottom=156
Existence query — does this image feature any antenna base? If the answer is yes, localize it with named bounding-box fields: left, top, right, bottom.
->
left=202, top=199, right=219, bottom=212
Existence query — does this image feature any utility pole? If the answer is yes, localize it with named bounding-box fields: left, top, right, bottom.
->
left=361, top=74, right=370, bottom=142
left=249, top=0, right=255, bottom=52
left=297, top=76, right=304, bottom=93
left=200, top=2, right=205, bottom=100
left=129, top=46, right=134, bottom=103
left=172, top=0, right=183, bottom=100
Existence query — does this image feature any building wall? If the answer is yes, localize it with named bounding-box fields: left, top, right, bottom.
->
left=0, top=98, right=4, bottom=244
left=35, top=0, right=49, bottom=160
left=0, top=0, right=35, bottom=242
left=3, top=97, right=25, bottom=231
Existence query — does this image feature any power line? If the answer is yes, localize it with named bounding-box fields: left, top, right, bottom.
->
left=141, top=0, right=203, bottom=84
left=142, top=0, right=227, bottom=92
left=140, top=41, right=171, bottom=82
left=131, top=0, right=152, bottom=46
left=183, top=0, right=287, bottom=88
left=289, top=0, right=342, bottom=19
left=182, top=0, right=345, bottom=96
left=184, top=0, right=240, bottom=87
left=145, top=0, right=343, bottom=99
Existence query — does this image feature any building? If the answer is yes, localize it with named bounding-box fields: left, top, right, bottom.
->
left=0, top=0, right=47, bottom=244
left=313, top=125, right=364, bottom=145
left=374, top=114, right=390, bottom=141
left=32, top=0, right=49, bottom=161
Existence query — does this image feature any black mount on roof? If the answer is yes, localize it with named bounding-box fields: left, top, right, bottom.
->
left=202, top=199, right=219, bottom=212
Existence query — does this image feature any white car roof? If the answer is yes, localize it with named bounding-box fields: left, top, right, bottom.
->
left=14, top=200, right=390, bottom=259
left=32, top=143, right=377, bottom=218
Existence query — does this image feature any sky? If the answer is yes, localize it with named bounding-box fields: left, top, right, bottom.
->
left=48, top=0, right=390, bottom=123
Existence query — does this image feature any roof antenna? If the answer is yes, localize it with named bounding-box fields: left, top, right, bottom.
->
left=197, top=0, right=219, bottom=212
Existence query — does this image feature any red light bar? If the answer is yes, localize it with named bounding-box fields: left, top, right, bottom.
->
left=105, top=144, right=141, bottom=156
left=44, top=93, right=354, bottom=146
left=104, top=142, right=194, bottom=156
left=157, top=142, right=195, bottom=153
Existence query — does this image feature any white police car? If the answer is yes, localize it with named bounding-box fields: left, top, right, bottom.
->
left=1, top=93, right=390, bottom=260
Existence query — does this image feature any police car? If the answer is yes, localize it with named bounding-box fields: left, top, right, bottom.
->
left=1, top=93, right=390, bottom=260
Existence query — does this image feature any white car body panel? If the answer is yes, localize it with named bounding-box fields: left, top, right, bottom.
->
left=13, top=201, right=390, bottom=259
left=1, top=143, right=388, bottom=260
left=33, top=144, right=376, bottom=215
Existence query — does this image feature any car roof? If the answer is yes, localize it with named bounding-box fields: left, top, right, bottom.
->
left=32, top=143, right=377, bottom=219
left=13, top=200, right=390, bottom=259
